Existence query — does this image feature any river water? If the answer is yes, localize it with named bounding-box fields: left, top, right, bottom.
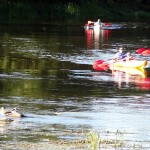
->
left=0, top=22, right=150, bottom=149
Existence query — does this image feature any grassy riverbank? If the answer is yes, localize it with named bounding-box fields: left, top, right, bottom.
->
left=0, top=1, right=150, bottom=24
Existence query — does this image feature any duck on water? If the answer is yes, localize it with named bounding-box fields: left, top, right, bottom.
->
left=0, top=107, right=26, bottom=120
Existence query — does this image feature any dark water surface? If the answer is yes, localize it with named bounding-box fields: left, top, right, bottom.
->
left=0, top=22, right=150, bottom=148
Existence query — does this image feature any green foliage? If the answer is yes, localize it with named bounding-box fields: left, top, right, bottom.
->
left=64, top=3, right=80, bottom=19
left=0, top=1, right=149, bottom=23
left=136, top=11, right=150, bottom=21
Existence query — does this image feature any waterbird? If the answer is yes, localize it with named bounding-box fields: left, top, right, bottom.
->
left=0, top=107, right=25, bottom=118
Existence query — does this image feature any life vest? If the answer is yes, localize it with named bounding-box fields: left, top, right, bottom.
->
left=117, top=52, right=126, bottom=59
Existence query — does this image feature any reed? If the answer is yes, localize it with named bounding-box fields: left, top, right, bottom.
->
left=86, top=131, right=100, bottom=150
left=86, top=130, right=126, bottom=149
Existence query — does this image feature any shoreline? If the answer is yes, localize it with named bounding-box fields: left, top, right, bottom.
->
left=0, top=130, right=145, bottom=150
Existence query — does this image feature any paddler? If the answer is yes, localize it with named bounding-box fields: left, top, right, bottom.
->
left=113, top=47, right=126, bottom=61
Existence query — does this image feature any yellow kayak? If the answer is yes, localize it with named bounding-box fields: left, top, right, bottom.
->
left=109, top=65, right=147, bottom=78
left=109, top=60, right=147, bottom=69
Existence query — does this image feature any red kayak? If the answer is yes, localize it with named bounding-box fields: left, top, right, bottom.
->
left=135, top=47, right=150, bottom=55
left=135, top=48, right=145, bottom=54
left=93, top=60, right=109, bottom=71
left=141, top=49, right=150, bottom=55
